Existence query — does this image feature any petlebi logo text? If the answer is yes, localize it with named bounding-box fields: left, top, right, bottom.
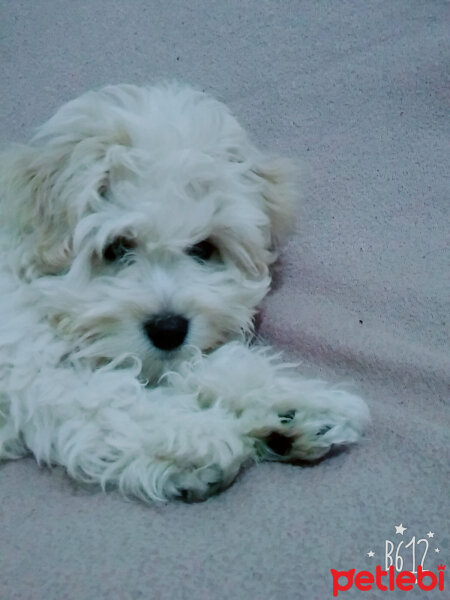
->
left=330, top=523, right=446, bottom=596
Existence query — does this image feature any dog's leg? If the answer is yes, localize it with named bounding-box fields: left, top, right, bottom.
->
left=169, top=342, right=370, bottom=462
left=7, top=365, right=253, bottom=502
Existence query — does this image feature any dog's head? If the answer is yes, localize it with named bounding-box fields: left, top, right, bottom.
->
left=1, top=84, right=296, bottom=379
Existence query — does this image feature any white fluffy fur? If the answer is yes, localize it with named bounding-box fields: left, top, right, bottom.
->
left=0, top=83, right=369, bottom=502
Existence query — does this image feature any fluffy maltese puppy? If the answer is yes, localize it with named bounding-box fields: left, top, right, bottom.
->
left=0, top=84, right=369, bottom=502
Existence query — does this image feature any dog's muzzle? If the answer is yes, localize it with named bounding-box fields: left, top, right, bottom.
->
left=143, top=313, right=189, bottom=351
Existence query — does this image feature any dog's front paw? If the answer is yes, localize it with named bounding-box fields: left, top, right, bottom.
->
left=256, top=388, right=370, bottom=462
left=166, top=464, right=232, bottom=502
left=157, top=427, right=251, bottom=502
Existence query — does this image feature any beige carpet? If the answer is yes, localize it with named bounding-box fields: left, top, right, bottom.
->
left=1, top=1, right=448, bottom=598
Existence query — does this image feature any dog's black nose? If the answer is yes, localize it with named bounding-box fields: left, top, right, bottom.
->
left=143, top=314, right=189, bottom=351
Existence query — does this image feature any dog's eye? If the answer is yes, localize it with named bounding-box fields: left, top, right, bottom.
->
left=186, top=239, right=216, bottom=262
left=103, top=237, right=136, bottom=263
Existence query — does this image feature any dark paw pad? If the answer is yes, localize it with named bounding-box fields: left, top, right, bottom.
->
left=265, top=432, right=293, bottom=456
left=316, top=424, right=333, bottom=436
left=179, top=488, right=190, bottom=501
left=278, top=409, right=296, bottom=424
left=178, top=487, right=211, bottom=503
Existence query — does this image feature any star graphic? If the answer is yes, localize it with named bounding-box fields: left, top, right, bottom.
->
left=427, top=531, right=435, bottom=538
left=395, top=523, right=407, bottom=535
left=367, top=551, right=375, bottom=558
left=435, top=548, right=440, bottom=553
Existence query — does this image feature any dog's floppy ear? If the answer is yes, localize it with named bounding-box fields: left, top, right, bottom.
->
left=0, top=86, right=135, bottom=278
left=251, top=156, right=298, bottom=248
left=0, top=142, right=76, bottom=277
left=216, top=155, right=297, bottom=279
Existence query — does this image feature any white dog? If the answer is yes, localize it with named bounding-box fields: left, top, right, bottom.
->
left=0, top=84, right=369, bottom=502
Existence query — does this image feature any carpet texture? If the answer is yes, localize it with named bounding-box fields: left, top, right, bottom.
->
left=1, top=2, right=448, bottom=599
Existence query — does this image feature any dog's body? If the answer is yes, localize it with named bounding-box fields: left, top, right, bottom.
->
left=0, top=84, right=369, bottom=501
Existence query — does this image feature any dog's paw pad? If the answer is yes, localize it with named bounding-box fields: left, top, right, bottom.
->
left=175, top=464, right=225, bottom=502
left=265, top=432, right=293, bottom=456
left=316, top=424, right=333, bottom=437
left=179, top=488, right=190, bottom=501
left=278, top=409, right=296, bottom=424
